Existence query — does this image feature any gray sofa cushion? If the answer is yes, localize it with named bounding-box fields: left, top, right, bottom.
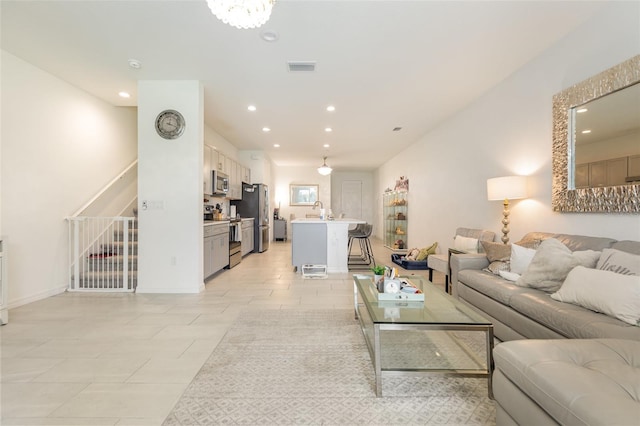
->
left=611, top=240, right=640, bottom=255
left=509, top=292, right=640, bottom=340
left=520, top=232, right=616, bottom=252
left=494, top=339, right=640, bottom=426
left=458, top=259, right=640, bottom=340
left=458, top=269, right=531, bottom=305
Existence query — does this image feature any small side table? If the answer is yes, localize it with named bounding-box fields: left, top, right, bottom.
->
left=274, top=218, right=287, bottom=241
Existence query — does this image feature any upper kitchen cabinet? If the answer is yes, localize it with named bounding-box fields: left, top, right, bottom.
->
left=203, top=145, right=212, bottom=195
left=215, top=151, right=229, bottom=174
left=242, top=166, right=251, bottom=184
left=203, top=146, right=251, bottom=199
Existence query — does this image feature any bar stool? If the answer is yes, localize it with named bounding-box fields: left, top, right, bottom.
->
left=348, top=223, right=375, bottom=269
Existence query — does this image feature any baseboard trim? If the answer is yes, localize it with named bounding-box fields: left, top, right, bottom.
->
left=7, top=285, right=67, bottom=310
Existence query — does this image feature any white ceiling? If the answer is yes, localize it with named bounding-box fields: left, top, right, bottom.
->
left=1, top=1, right=606, bottom=171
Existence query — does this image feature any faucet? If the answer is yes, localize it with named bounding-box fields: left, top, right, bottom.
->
left=312, top=200, right=323, bottom=210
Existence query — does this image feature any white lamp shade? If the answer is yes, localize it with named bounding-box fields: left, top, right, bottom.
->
left=487, top=176, right=528, bottom=201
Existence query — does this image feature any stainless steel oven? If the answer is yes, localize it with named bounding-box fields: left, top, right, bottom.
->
left=228, top=220, right=242, bottom=268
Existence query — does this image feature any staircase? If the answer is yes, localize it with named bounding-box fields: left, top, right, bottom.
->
left=68, top=217, right=138, bottom=292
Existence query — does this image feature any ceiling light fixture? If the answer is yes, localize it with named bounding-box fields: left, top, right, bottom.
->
left=260, top=30, right=279, bottom=42
left=128, top=59, right=141, bottom=69
left=582, top=129, right=592, bottom=134
left=326, top=105, right=335, bottom=112
left=323, top=144, right=330, bottom=148
left=324, top=127, right=332, bottom=133
left=248, top=105, right=257, bottom=111
left=262, top=127, right=271, bottom=132
left=273, top=144, right=280, bottom=148
left=206, top=0, right=275, bottom=29
left=118, top=91, right=131, bottom=98
left=317, top=156, right=332, bottom=176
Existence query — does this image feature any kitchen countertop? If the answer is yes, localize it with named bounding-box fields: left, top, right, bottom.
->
left=290, top=218, right=364, bottom=224
left=203, top=220, right=229, bottom=226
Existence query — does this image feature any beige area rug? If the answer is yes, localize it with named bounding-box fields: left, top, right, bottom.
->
left=163, top=309, right=496, bottom=425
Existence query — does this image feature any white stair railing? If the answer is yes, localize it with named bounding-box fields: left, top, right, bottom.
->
left=67, top=216, right=137, bottom=292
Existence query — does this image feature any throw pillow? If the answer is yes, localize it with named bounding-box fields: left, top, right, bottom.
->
left=573, top=250, right=602, bottom=269
left=486, top=261, right=510, bottom=275
left=498, top=270, right=520, bottom=282
left=416, top=242, right=438, bottom=261
left=551, top=266, right=640, bottom=326
left=510, top=243, right=537, bottom=275
left=481, top=241, right=511, bottom=262
left=596, top=248, right=640, bottom=276
left=405, top=248, right=420, bottom=261
left=515, top=238, right=578, bottom=292
left=454, top=235, right=479, bottom=253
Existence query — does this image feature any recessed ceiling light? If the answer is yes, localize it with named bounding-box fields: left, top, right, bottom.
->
left=260, top=30, right=279, bottom=42
left=581, top=129, right=592, bottom=134
left=323, top=144, right=330, bottom=148
left=577, top=108, right=588, bottom=113
left=118, top=91, right=131, bottom=98
left=273, top=144, right=280, bottom=148
left=324, top=127, right=332, bottom=132
left=248, top=105, right=257, bottom=112
left=262, top=127, right=271, bottom=132
left=128, top=59, right=141, bottom=69
left=326, top=105, right=335, bottom=112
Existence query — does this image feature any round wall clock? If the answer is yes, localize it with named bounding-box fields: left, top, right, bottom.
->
left=155, top=109, right=186, bottom=140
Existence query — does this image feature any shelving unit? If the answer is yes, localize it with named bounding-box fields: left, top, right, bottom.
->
left=383, top=190, right=408, bottom=251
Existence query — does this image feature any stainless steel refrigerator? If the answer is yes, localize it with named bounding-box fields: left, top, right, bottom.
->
left=232, top=183, right=269, bottom=253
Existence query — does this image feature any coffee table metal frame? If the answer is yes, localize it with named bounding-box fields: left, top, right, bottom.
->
left=353, top=275, right=494, bottom=398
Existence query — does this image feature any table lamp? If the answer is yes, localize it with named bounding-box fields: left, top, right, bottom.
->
left=487, top=176, right=528, bottom=244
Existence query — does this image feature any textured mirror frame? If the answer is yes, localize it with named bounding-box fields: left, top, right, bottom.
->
left=552, top=55, right=640, bottom=213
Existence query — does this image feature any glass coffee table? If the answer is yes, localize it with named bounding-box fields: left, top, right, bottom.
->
left=353, top=274, right=494, bottom=397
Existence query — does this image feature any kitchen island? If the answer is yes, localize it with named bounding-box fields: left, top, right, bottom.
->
left=291, top=218, right=365, bottom=274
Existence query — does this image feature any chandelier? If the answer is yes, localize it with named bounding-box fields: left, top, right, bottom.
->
left=317, top=157, right=332, bottom=176
left=206, top=0, right=275, bottom=29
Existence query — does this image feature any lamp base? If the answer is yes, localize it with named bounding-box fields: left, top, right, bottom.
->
left=501, top=199, right=511, bottom=244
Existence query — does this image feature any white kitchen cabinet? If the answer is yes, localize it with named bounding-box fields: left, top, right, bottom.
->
left=203, top=145, right=212, bottom=195
left=204, top=223, right=229, bottom=278
left=241, top=166, right=250, bottom=184
left=241, top=219, right=254, bottom=256
left=629, top=154, right=640, bottom=178
left=228, top=160, right=240, bottom=200
left=215, top=151, right=227, bottom=173
left=235, top=161, right=242, bottom=192
left=212, top=233, right=229, bottom=272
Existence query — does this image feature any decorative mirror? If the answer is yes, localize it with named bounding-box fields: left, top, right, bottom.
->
left=290, top=184, right=319, bottom=206
left=552, top=55, right=640, bottom=213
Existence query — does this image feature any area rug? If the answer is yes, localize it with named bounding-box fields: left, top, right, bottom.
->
left=163, top=309, right=496, bottom=425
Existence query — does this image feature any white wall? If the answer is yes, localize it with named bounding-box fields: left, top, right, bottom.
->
left=375, top=2, right=640, bottom=254
left=273, top=165, right=331, bottom=235
left=1, top=50, right=138, bottom=306
left=137, top=81, right=204, bottom=293
left=204, top=124, right=239, bottom=161
left=330, top=171, right=374, bottom=224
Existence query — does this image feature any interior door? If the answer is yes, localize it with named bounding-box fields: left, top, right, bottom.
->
left=341, top=180, right=362, bottom=219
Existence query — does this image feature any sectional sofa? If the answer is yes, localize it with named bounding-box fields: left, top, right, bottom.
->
left=449, top=232, right=640, bottom=425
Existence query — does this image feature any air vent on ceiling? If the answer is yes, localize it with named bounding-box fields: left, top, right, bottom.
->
left=287, top=61, right=316, bottom=72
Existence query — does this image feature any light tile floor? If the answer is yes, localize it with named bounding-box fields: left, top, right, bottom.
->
left=1, top=238, right=442, bottom=425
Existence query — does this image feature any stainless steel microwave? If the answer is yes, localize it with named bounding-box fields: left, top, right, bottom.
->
left=212, top=170, right=229, bottom=195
